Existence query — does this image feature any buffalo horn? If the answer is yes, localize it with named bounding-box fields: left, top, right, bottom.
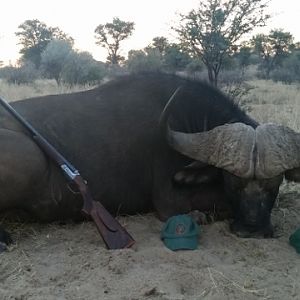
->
left=159, top=86, right=182, bottom=134
left=256, top=123, right=300, bottom=178
left=167, top=123, right=256, bottom=178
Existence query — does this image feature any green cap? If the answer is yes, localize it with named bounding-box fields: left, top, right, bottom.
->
left=289, top=227, right=300, bottom=254
left=161, top=214, right=200, bottom=251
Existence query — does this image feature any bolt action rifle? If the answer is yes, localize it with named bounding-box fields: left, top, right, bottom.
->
left=0, top=96, right=135, bottom=249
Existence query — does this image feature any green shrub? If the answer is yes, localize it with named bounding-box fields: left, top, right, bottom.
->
left=0, top=62, right=39, bottom=84
left=61, top=52, right=106, bottom=85
left=126, top=49, right=163, bottom=74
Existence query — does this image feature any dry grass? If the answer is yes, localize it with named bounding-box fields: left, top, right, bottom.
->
left=0, top=79, right=94, bottom=102
left=242, top=79, right=300, bottom=130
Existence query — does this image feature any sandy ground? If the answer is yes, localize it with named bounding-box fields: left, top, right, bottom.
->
left=0, top=182, right=299, bottom=300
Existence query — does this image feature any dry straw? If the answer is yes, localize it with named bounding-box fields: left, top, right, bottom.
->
left=0, top=79, right=93, bottom=102
left=243, top=79, right=300, bottom=131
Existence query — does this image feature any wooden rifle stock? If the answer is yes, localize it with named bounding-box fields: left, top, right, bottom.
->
left=0, top=96, right=135, bottom=249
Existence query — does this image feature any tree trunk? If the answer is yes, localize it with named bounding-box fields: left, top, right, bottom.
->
left=213, top=67, right=219, bottom=87
left=207, top=66, right=218, bottom=86
left=207, top=67, right=214, bottom=85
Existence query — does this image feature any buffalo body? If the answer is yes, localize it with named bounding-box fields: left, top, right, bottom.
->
left=0, top=74, right=299, bottom=246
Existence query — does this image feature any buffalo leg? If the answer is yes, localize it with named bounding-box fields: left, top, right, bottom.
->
left=152, top=167, right=193, bottom=220
left=0, top=129, right=49, bottom=251
left=0, top=226, right=13, bottom=252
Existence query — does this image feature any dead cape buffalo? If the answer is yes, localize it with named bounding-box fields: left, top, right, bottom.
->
left=0, top=73, right=300, bottom=248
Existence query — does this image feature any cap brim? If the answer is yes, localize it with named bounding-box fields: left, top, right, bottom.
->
left=290, top=237, right=300, bottom=254
left=289, top=229, right=300, bottom=253
left=163, top=237, right=198, bottom=251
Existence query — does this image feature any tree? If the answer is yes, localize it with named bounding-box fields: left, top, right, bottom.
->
left=16, top=19, right=73, bottom=68
left=269, top=48, right=300, bottom=84
left=174, top=0, right=270, bottom=86
left=164, top=44, right=191, bottom=72
left=146, top=37, right=191, bottom=72
left=94, top=17, right=135, bottom=65
left=148, top=36, right=170, bottom=56
left=252, top=29, right=294, bottom=78
left=235, top=45, right=252, bottom=69
left=40, top=39, right=73, bottom=84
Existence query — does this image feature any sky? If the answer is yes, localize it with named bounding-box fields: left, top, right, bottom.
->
left=0, top=0, right=300, bottom=65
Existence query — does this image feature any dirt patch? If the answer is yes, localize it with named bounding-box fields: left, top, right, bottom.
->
left=1, top=182, right=299, bottom=300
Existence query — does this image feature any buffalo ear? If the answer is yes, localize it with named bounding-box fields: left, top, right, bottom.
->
left=285, top=168, right=300, bottom=182
left=173, top=165, right=220, bottom=186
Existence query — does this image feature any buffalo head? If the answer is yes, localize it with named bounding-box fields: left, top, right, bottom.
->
left=160, top=88, right=300, bottom=238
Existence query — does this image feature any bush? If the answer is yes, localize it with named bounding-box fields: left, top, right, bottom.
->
left=270, top=68, right=295, bottom=84
left=270, top=52, right=300, bottom=84
left=164, top=45, right=191, bottom=72
left=126, top=49, right=163, bottom=74
left=219, top=70, right=254, bottom=103
left=61, top=51, right=106, bottom=85
left=185, top=59, right=204, bottom=75
left=0, top=62, right=39, bottom=84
